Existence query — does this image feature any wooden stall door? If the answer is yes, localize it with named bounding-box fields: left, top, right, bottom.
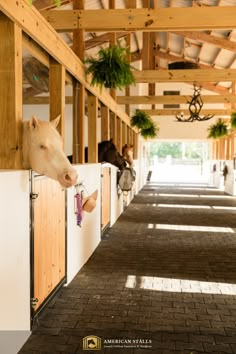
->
left=101, top=167, right=111, bottom=231
left=33, top=176, right=66, bottom=312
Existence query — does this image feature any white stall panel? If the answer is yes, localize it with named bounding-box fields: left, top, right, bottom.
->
left=66, top=164, right=101, bottom=284
left=0, top=170, right=31, bottom=353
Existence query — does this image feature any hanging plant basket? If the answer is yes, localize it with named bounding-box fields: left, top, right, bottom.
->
left=207, top=119, right=228, bottom=139
left=84, top=43, right=136, bottom=90
left=131, top=110, right=159, bottom=139
left=231, top=112, right=236, bottom=130
left=140, top=121, right=159, bottom=139
left=131, top=110, right=152, bottom=130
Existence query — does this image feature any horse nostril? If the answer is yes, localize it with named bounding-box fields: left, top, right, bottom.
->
left=65, top=174, right=71, bottom=181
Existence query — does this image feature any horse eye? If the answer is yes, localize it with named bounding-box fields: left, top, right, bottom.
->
left=40, top=144, right=47, bottom=150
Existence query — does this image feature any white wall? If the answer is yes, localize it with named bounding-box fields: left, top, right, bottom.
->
left=224, top=160, right=236, bottom=196
left=0, top=170, right=31, bottom=353
left=212, top=160, right=224, bottom=190
left=103, top=163, right=124, bottom=227
left=66, top=164, right=101, bottom=284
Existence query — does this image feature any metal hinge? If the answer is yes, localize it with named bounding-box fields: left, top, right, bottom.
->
left=31, top=297, right=38, bottom=308
left=30, top=192, right=39, bottom=200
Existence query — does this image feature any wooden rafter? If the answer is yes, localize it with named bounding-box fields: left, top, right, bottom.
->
left=133, top=69, right=236, bottom=83
left=153, top=49, right=210, bottom=69
left=116, top=94, right=236, bottom=105
left=143, top=109, right=231, bottom=116
left=173, top=31, right=236, bottom=54
left=42, top=7, right=236, bottom=32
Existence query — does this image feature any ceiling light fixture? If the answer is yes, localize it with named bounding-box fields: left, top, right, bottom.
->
left=176, top=84, right=214, bottom=122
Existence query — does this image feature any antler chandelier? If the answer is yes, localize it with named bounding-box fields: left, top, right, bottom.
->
left=176, top=84, right=214, bottom=122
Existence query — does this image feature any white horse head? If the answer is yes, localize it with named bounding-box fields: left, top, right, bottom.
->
left=22, top=115, right=78, bottom=188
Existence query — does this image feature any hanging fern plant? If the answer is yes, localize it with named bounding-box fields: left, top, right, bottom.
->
left=231, top=112, right=236, bottom=130
left=131, top=110, right=152, bottom=130
left=131, top=109, right=159, bottom=139
left=207, top=119, right=228, bottom=139
left=140, top=121, right=159, bottom=139
left=84, top=43, right=136, bottom=90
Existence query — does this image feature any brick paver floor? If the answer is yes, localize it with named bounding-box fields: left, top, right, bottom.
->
left=20, top=183, right=236, bottom=354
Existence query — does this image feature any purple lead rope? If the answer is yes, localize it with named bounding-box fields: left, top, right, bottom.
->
left=75, top=193, right=83, bottom=227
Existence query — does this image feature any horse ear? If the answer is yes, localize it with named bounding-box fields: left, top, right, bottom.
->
left=51, top=115, right=61, bottom=128
left=29, top=115, right=39, bottom=129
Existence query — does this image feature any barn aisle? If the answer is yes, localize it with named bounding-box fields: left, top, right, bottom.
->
left=20, top=183, right=236, bottom=354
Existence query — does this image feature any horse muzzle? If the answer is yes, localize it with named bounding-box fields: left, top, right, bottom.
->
left=58, top=168, right=78, bottom=188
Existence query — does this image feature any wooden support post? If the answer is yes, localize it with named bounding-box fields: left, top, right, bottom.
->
left=116, top=117, right=122, bottom=153
left=87, top=93, right=98, bottom=163
left=226, top=135, right=230, bottom=160
left=219, top=138, right=225, bottom=160
left=49, top=57, right=65, bottom=140
left=73, top=82, right=85, bottom=163
left=0, top=13, right=22, bottom=169
left=109, top=0, right=116, bottom=101
left=133, top=131, right=138, bottom=160
left=212, top=141, right=216, bottom=160
left=125, top=33, right=131, bottom=117
left=217, top=140, right=221, bottom=160
left=73, top=0, right=85, bottom=163
left=231, top=133, right=235, bottom=159
left=127, top=126, right=130, bottom=145
left=111, top=113, right=117, bottom=146
left=101, top=104, right=110, bottom=141
left=122, top=122, right=127, bottom=145
left=130, top=128, right=134, bottom=145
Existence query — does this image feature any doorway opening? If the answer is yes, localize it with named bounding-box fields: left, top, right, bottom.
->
left=148, top=141, right=211, bottom=183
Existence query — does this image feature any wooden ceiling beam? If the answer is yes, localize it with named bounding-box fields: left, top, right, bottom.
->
left=153, top=50, right=210, bottom=69
left=143, top=109, right=231, bottom=116
left=42, top=7, right=236, bottom=32
left=173, top=31, right=236, bottom=53
left=85, top=31, right=127, bottom=50
left=24, top=93, right=236, bottom=106
left=32, top=0, right=70, bottom=11
left=117, top=94, right=236, bottom=105
left=133, top=69, right=236, bottom=83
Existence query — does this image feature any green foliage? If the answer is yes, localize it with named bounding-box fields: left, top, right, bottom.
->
left=150, top=142, right=182, bottom=159
left=140, top=121, right=159, bottom=139
left=231, top=112, right=236, bottom=129
left=131, top=110, right=159, bottom=139
left=149, top=141, right=209, bottom=160
left=207, top=119, right=228, bottom=139
left=131, top=110, right=152, bottom=129
left=84, top=43, right=136, bottom=90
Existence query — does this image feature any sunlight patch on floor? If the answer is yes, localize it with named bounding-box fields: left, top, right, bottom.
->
left=147, top=223, right=234, bottom=233
left=212, top=206, right=236, bottom=211
left=157, top=204, right=211, bottom=209
left=126, top=275, right=236, bottom=295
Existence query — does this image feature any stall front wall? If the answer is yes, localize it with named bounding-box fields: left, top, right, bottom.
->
left=212, top=160, right=223, bottom=190
left=0, top=170, right=31, bottom=352
left=66, top=164, right=101, bottom=284
left=102, top=163, right=124, bottom=227
left=211, top=160, right=236, bottom=195
left=224, top=160, right=236, bottom=196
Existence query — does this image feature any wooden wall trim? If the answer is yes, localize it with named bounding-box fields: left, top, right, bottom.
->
left=0, top=13, right=22, bottom=169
